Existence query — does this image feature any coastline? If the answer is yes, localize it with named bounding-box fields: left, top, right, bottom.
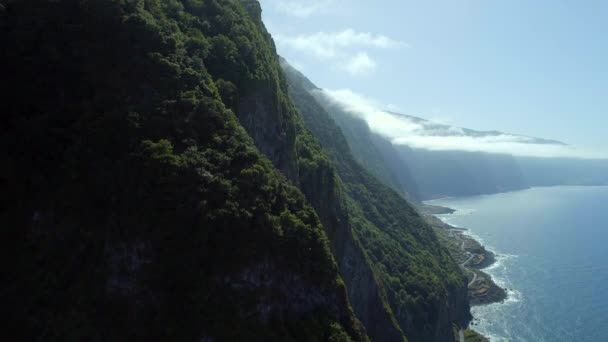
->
left=424, top=185, right=608, bottom=342
left=424, top=211, right=507, bottom=341
left=422, top=186, right=608, bottom=341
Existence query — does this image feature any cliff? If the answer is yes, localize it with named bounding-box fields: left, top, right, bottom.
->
left=310, top=92, right=529, bottom=201
left=516, top=157, right=608, bottom=187
left=0, top=0, right=478, bottom=340
left=0, top=1, right=364, bottom=340
left=396, top=147, right=529, bottom=200
left=282, top=59, right=471, bottom=342
left=308, top=87, right=421, bottom=202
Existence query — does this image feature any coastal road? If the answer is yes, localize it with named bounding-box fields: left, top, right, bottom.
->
left=468, top=272, right=478, bottom=287
left=461, top=253, right=474, bottom=268
left=458, top=237, right=478, bottom=287
left=458, top=236, right=474, bottom=267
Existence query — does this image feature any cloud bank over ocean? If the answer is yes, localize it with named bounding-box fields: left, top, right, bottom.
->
left=317, top=88, right=606, bottom=159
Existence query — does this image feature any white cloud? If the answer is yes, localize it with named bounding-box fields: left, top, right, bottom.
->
left=274, top=29, right=402, bottom=59
left=274, top=29, right=403, bottom=76
left=390, top=135, right=597, bottom=159
left=341, top=52, right=377, bottom=76
left=273, top=0, right=334, bottom=17
left=319, top=89, right=423, bottom=136
left=315, top=88, right=607, bottom=159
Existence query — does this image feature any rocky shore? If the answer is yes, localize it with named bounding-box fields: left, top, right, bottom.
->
left=425, top=213, right=508, bottom=340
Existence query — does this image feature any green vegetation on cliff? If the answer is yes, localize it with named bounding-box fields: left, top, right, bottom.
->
left=304, top=87, right=421, bottom=202
left=0, top=1, right=364, bottom=340
left=1, top=0, right=475, bottom=340
left=282, top=60, right=471, bottom=341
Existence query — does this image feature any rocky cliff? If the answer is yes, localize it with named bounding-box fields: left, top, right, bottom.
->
left=396, top=147, right=529, bottom=200
left=282, top=59, right=471, bottom=342
left=0, top=1, right=365, bottom=340
left=0, top=0, right=477, bottom=340
left=310, top=91, right=530, bottom=201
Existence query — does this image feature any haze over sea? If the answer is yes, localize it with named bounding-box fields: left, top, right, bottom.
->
left=429, top=186, right=608, bottom=342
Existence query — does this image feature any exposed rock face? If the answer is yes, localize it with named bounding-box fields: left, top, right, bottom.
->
left=337, top=237, right=406, bottom=342
left=468, top=271, right=507, bottom=306
left=303, top=179, right=406, bottom=341
left=239, top=0, right=263, bottom=22
left=387, top=280, right=470, bottom=342
left=106, top=239, right=151, bottom=296
left=226, top=260, right=352, bottom=324
left=226, top=16, right=401, bottom=340
left=225, top=1, right=300, bottom=183
left=237, top=83, right=299, bottom=181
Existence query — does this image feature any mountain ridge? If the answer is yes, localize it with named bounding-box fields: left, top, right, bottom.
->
left=1, top=1, right=365, bottom=340
left=291, top=68, right=606, bottom=200
left=1, top=0, right=476, bottom=341
left=281, top=56, right=470, bottom=342
left=292, top=63, right=530, bottom=200
left=385, top=111, right=567, bottom=146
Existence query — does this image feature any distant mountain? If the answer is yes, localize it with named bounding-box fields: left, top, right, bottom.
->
left=295, top=74, right=605, bottom=200
left=516, top=157, right=608, bottom=187
left=387, top=112, right=567, bottom=146
left=383, top=113, right=608, bottom=194
left=281, top=61, right=421, bottom=201
left=299, top=89, right=526, bottom=200
left=394, top=147, right=529, bottom=200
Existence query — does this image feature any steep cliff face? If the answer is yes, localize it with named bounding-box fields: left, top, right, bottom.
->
left=516, top=157, right=608, bottom=187
left=0, top=1, right=365, bottom=340
left=369, top=133, right=422, bottom=201
left=235, top=82, right=299, bottom=181
left=208, top=4, right=404, bottom=338
left=309, top=89, right=420, bottom=202
left=310, top=90, right=530, bottom=201
left=282, top=60, right=471, bottom=342
left=202, top=0, right=301, bottom=182
left=396, top=147, right=529, bottom=200
left=305, top=176, right=407, bottom=342
left=276, top=61, right=406, bottom=341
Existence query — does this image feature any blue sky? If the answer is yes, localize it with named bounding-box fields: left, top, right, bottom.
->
left=258, top=0, right=608, bottom=156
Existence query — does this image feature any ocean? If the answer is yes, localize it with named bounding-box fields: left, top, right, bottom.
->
left=429, top=186, right=608, bottom=342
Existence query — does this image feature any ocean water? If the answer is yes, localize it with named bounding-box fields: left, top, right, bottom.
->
left=429, top=186, right=608, bottom=342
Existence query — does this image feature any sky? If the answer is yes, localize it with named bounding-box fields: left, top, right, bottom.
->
left=258, top=0, right=608, bottom=158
